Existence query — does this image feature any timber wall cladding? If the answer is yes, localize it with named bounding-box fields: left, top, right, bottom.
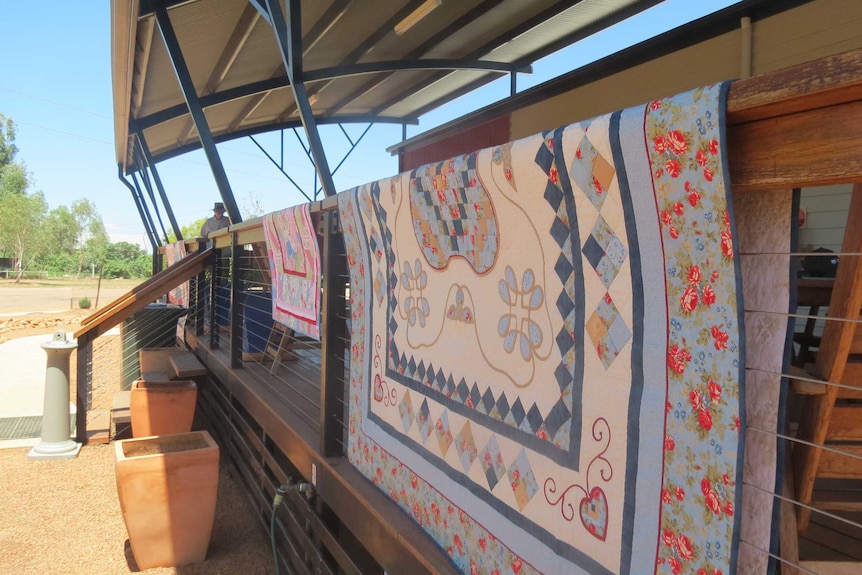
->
left=509, top=0, right=862, bottom=143
left=798, top=185, right=852, bottom=253
left=510, top=32, right=741, bottom=141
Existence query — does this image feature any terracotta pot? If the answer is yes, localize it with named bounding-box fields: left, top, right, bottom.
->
left=114, top=431, right=220, bottom=569
left=130, top=379, right=197, bottom=438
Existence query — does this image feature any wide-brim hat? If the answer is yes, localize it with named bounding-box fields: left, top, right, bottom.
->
left=213, top=202, right=226, bottom=212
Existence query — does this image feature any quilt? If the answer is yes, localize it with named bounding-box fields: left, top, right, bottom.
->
left=164, top=241, right=188, bottom=307
left=263, top=204, right=321, bottom=339
left=339, top=84, right=747, bottom=574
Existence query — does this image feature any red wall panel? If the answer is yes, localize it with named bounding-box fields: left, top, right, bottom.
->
left=399, top=115, right=510, bottom=172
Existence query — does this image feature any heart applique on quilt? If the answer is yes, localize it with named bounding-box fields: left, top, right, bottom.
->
left=579, top=486, right=608, bottom=541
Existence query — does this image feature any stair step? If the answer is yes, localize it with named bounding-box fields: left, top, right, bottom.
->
left=170, top=353, right=207, bottom=378
left=112, top=391, right=131, bottom=425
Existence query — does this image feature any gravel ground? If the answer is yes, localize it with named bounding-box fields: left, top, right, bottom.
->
left=0, top=282, right=275, bottom=575
left=0, top=443, right=275, bottom=575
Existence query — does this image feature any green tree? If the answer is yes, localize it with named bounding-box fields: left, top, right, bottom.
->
left=70, top=198, right=106, bottom=276
left=0, top=162, right=29, bottom=199
left=166, top=217, right=208, bottom=243
left=0, top=191, right=48, bottom=281
left=45, top=205, right=82, bottom=254
left=0, top=114, right=18, bottom=170
left=101, top=241, right=150, bottom=279
left=0, top=115, right=28, bottom=201
left=81, top=220, right=110, bottom=277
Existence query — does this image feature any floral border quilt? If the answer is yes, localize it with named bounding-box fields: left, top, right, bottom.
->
left=339, top=83, right=747, bottom=574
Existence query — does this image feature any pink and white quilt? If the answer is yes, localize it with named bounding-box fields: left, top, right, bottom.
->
left=263, top=204, right=321, bottom=339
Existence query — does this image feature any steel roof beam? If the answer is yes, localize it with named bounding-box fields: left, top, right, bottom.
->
left=303, top=0, right=353, bottom=56
left=276, top=0, right=428, bottom=124
left=326, top=0, right=504, bottom=116
left=135, top=129, right=184, bottom=241
left=153, top=1, right=242, bottom=222
left=137, top=113, right=417, bottom=168
left=261, top=0, right=337, bottom=197
left=207, top=4, right=262, bottom=95
left=175, top=3, right=263, bottom=146
left=408, top=0, right=665, bottom=119
left=131, top=168, right=168, bottom=244
left=303, top=59, right=531, bottom=82
left=370, top=0, right=587, bottom=116
left=132, top=17, right=155, bottom=113
left=128, top=54, right=516, bottom=134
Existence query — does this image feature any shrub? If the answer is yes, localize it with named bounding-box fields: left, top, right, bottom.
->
left=78, top=297, right=92, bottom=309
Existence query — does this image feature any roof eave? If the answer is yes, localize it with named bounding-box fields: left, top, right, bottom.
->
left=111, top=0, right=138, bottom=172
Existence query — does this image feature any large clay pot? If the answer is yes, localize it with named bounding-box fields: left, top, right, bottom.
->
left=114, top=431, right=220, bottom=570
left=129, top=379, right=197, bottom=438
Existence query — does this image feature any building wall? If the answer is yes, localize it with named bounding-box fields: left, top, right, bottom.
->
left=509, top=0, right=862, bottom=141
left=399, top=116, right=510, bottom=173
left=799, top=184, right=852, bottom=253
left=749, top=0, right=862, bottom=74
left=510, top=31, right=741, bottom=140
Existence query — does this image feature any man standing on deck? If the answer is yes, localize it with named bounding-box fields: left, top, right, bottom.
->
left=200, top=202, right=231, bottom=237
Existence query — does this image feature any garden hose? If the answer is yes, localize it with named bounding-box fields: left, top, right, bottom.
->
left=271, top=484, right=287, bottom=575
left=271, top=481, right=313, bottom=575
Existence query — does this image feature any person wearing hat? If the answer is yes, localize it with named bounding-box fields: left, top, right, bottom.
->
left=200, top=202, right=232, bottom=237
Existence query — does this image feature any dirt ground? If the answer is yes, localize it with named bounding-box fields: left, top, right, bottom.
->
left=0, top=278, right=275, bottom=574
left=0, top=277, right=139, bottom=343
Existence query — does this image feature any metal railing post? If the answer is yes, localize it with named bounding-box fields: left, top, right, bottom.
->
left=319, top=211, right=348, bottom=456
left=210, top=246, right=220, bottom=350
left=230, top=233, right=244, bottom=369
left=74, top=333, right=92, bottom=444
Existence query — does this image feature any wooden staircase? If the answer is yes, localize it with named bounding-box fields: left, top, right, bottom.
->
left=74, top=248, right=212, bottom=443
left=793, top=183, right=862, bottom=530
left=111, top=347, right=207, bottom=440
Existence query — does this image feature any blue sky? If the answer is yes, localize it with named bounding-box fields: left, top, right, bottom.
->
left=0, top=1, right=738, bottom=249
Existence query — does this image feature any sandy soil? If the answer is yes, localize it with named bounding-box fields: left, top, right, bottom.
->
left=0, top=444, right=274, bottom=575
left=0, top=281, right=275, bottom=574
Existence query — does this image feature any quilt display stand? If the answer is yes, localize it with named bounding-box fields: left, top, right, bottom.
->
left=264, top=322, right=298, bottom=374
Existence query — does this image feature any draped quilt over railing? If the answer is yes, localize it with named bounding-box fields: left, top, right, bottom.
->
left=339, top=84, right=749, bottom=574
left=264, top=204, right=321, bottom=339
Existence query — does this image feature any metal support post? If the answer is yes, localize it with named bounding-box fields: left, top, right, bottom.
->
left=230, top=234, right=244, bottom=369
left=210, top=248, right=220, bottom=350
left=263, top=0, right=338, bottom=197
left=319, top=211, right=348, bottom=456
left=153, top=1, right=242, bottom=221
left=135, top=129, right=184, bottom=240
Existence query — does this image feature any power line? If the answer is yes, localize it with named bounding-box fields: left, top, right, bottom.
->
left=0, top=85, right=112, bottom=120
left=14, top=120, right=113, bottom=146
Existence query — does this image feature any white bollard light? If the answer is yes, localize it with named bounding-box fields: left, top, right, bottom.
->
left=28, top=330, right=81, bottom=460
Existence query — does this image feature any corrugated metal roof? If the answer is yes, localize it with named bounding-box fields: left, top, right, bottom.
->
left=112, top=0, right=662, bottom=172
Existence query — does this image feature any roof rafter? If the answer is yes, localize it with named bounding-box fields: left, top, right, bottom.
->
left=326, top=0, right=504, bottom=116
left=408, top=0, right=657, bottom=120
left=370, top=0, right=590, bottom=116
left=132, top=17, right=155, bottom=113
left=177, top=3, right=264, bottom=145
left=274, top=0, right=429, bottom=124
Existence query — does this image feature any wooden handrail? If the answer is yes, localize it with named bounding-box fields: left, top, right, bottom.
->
left=74, top=248, right=212, bottom=340
left=724, top=48, right=862, bottom=192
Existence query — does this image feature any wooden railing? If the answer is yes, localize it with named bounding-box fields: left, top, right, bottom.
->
left=72, top=248, right=212, bottom=442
